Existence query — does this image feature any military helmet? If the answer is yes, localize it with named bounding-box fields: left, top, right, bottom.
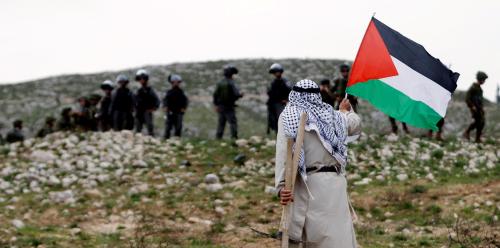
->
left=13, top=119, right=23, bottom=128
left=320, top=79, right=331, bottom=86
left=45, top=116, right=56, bottom=124
left=61, top=107, right=72, bottom=116
left=135, top=69, right=149, bottom=81
left=476, top=71, right=488, bottom=81
left=339, top=63, right=350, bottom=72
left=87, top=93, right=102, bottom=104
left=168, top=74, right=183, bottom=83
left=116, top=74, right=129, bottom=84
left=269, top=63, right=284, bottom=74
left=100, top=80, right=115, bottom=90
left=223, top=64, right=238, bottom=77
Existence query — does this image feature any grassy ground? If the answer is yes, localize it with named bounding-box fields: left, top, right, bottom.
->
left=0, top=133, right=498, bottom=247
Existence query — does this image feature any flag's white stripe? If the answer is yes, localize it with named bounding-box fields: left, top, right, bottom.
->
left=380, top=56, right=451, bottom=117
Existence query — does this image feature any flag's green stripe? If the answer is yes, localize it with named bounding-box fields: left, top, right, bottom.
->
left=347, top=79, right=442, bottom=131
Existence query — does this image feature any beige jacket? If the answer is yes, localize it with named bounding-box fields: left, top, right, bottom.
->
left=275, top=111, right=360, bottom=247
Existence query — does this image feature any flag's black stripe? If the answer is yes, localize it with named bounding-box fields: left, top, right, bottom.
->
left=372, top=18, right=459, bottom=93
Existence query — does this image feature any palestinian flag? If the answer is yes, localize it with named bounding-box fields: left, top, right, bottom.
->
left=347, top=17, right=460, bottom=130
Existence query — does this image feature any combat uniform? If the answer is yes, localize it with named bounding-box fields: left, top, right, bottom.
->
left=267, top=77, right=291, bottom=133
left=334, top=77, right=358, bottom=112
left=135, top=86, right=160, bottom=136
left=99, top=94, right=113, bottom=131
left=213, top=78, right=242, bottom=139
left=320, top=89, right=336, bottom=107
left=57, top=111, right=74, bottom=131
left=163, top=86, right=188, bottom=139
left=6, top=128, right=24, bottom=143
left=109, top=87, right=135, bottom=131
left=465, top=83, right=485, bottom=141
left=36, top=124, right=54, bottom=138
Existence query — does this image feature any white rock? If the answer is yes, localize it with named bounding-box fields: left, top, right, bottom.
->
left=206, top=183, right=223, bottom=192
left=386, top=133, right=399, bottom=142
left=215, top=206, right=226, bottom=215
left=204, top=174, right=220, bottom=184
left=30, top=150, right=56, bottom=163
left=133, top=160, right=148, bottom=168
left=396, top=173, right=408, bottom=181
left=47, top=175, right=61, bottom=186
left=354, top=177, right=372, bottom=185
left=188, top=217, right=213, bottom=226
left=264, top=185, right=276, bottom=194
left=70, top=228, right=81, bottom=235
left=235, top=139, right=248, bottom=147
left=226, top=180, right=245, bottom=189
left=128, top=183, right=149, bottom=195
left=97, top=174, right=110, bottom=183
left=12, top=219, right=25, bottom=229
left=49, top=190, right=76, bottom=204
left=0, top=180, right=11, bottom=190
left=249, top=136, right=262, bottom=144
left=425, top=173, right=435, bottom=181
left=84, top=189, right=103, bottom=198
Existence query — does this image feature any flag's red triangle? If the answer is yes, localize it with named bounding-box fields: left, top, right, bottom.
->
left=348, top=20, right=399, bottom=86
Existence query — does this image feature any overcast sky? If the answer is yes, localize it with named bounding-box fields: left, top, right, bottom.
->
left=1, top=0, right=499, bottom=101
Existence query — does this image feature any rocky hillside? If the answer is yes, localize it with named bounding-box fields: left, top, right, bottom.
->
left=0, top=131, right=498, bottom=247
left=1, top=59, right=498, bottom=139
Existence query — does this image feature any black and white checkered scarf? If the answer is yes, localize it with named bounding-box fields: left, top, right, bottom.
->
left=282, top=79, right=348, bottom=180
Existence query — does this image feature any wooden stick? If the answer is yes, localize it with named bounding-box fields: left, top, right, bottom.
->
left=281, top=112, right=307, bottom=248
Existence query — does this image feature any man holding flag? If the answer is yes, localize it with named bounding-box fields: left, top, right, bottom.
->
left=346, top=17, right=459, bottom=131
left=276, top=17, right=459, bottom=247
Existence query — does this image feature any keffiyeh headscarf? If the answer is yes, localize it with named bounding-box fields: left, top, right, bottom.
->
left=282, top=79, right=348, bottom=180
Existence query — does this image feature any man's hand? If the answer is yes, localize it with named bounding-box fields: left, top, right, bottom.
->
left=280, top=189, right=294, bottom=206
left=339, top=99, right=352, bottom=112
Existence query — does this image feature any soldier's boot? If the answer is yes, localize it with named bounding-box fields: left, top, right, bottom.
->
left=389, top=118, right=398, bottom=134
left=462, top=130, right=470, bottom=141
left=426, top=130, right=433, bottom=139
left=436, top=132, right=443, bottom=141
left=475, top=130, right=482, bottom=143
left=402, top=123, right=410, bottom=134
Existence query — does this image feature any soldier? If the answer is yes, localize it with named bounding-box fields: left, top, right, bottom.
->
left=6, top=120, right=24, bottom=143
left=427, top=118, right=445, bottom=141
left=213, top=64, right=243, bottom=139
left=134, top=69, right=160, bottom=136
left=73, top=96, right=91, bottom=131
left=334, top=64, right=358, bottom=112
left=267, top=63, right=291, bottom=134
left=87, top=93, right=101, bottom=131
left=109, top=74, right=135, bottom=131
left=464, top=71, right=488, bottom=143
left=163, top=74, right=188, bottom=139
left=320, top=79, right=336, bottom=107
left=57, top=107, right=74, bottom=131
left=98, top=80, right=114, bottom=131
left=389, top=117, right=410, bottom=134
left=36, top=116, right=56, bottom=138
